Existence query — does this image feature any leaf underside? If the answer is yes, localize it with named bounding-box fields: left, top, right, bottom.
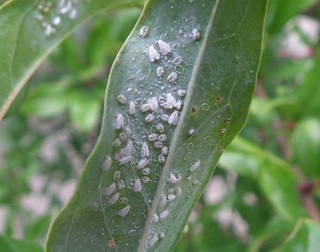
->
left=46, top=0, right=267, bottom=251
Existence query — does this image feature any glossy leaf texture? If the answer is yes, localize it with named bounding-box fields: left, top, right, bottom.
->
left=46, top=0, right=267, bottom=251
left=0, top=0, right=142, bottom=120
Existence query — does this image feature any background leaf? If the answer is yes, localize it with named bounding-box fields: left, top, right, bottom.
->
left=46, top=0, right=267, bottom=251
left=0, top=0, right=143, bottom=120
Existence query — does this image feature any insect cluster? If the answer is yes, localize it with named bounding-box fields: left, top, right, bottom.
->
left=100, top=20, right=206, bottom=249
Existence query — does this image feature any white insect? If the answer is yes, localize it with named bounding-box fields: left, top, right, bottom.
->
left=122, top=140, right=133, bottom=156
left=159, top=210, right=170, bottom=219
left=157, top=40, right=172, bottom=55
left=128, top=101, right=136, bottom=115
left=119, top=132, right=127, bottom=142
left=190, top=159, right=201, bottom=172
left=176, top=187, right=182, bottom=196
left=148, top=133, right=158, bottom=142
left=102, top=155, right=112, bottom=171
left=157, top=134, right=167, bottom=142
left=117, top=95, right=127, bottom=104
left=141, top=167, right=151, bottom=175
left=156, top=66, right=164, bottom=77
left=140, top=142, right=149, bottom=157
left=114, top=114, right=124, bottom=129
left=148, top=45, right=160, bottom=62
left=154, top=141, right=163, bottom=149
left=188, top=127, right=196, bottom=136
left=117, top=180, right=126, bottom=190
left=108, top=192, right=120, bottom=205
left=104, top=183, right=116, bottom=196
left=156, top=123, right=165, bottom=133
left=113, top=138, right=122, bottom=147
left=69, top=8, right=77, bottom=19
left=152, top=213, right=159, bottom=223
left=118, top=205, right=130, bottom=217
left=52, top=16, right=61, bottom=26
left=161, top=146, right=169, bottom=156
left=113, top=171, right=121, bottom=181
left=139, top=25, right=149, bottom=37
left=149, top=233, right=159, bottom=246
left=158, top=154, right=166, bottom=164
left=137, top=158, right=149, bottom=169
left=160, top=113, right=169, bottom=121
left=162, top=93, right=178, bottom=109
left=147, top=97, right=158, bottom=112
left=167, top=194, right=176, bottom=201
left=192, top=28, right=200, bottom=40
left=159, top=194, right=167, bottom=207
left=145, top=113, right=155, bottom=123
left=168, top=110, right=179, bottom=125
left=173, top=56, right=183, bottom=65
left=140, top=104, right=151, bottom=112
left=167, top=173, right=178, bottom=184
left=117, top=155, right=132, bottom=165
left=167, top=71, right=178, bottom=83
left=177, top=89, right=187, bottom=97
left=132, top=179, right=142, bottom=192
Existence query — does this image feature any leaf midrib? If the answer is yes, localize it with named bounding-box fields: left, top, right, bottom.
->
left=137, top=0, right=221, bottom=250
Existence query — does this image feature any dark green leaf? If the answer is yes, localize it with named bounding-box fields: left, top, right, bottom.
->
left=46, top=0, right=267, bottom=251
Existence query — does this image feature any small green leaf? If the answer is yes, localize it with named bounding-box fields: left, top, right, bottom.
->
left=291, top=118, right=320, bottom=178
left=46, top=0, right=267, bottom=251
left=273, top=219, right=320, bottom=252
left=259, top=162, right=307, bottom=223
left=0, top=236, right=43, bottom=252
left=0, top=0, right=143, bottom=120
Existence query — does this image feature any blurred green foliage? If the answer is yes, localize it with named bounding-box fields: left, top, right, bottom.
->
left=1, top=0, right=320, bottom=251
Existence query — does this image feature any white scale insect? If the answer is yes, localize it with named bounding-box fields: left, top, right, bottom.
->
left=118, top=205, right=130, bottom=217
left=117, top=95, right=127, bottom=104
left=167, top=194, right=176, bottom=202
left=139, top=25, right=149, bottom=37
left=167, top=71, right=178, bottom=83
left=162, top=93, right=179, bottom=109
left=102, top=155, right=112, bottom=171
left=156, top=66, right=164, bottom=77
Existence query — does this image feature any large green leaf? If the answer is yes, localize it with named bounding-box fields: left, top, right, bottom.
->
left=46, top=0, right=267, bottom=251
left=0, top=0, right=143, bottom=120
